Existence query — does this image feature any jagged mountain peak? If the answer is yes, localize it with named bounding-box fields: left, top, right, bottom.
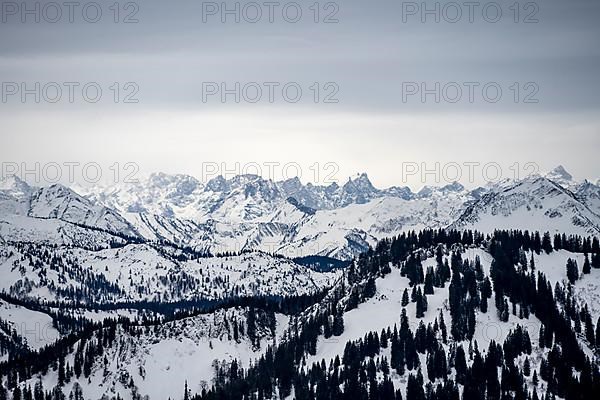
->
left=546, top=165, right=573, bottom=181
left=326, top=181, right=340, bottom=190
left=521, top=173, right=572, bottom=191
left=205, top=174, right=280, bottom=196
left=276, top=176, right=305, bottom=197
left=576, top=179, right=600, bottom=194
left=286, top=196, right=316, bottom=215
left=148, top=171, right=199, bottom=186
left=417, top=181, right=466, bottom=199
left=339, top=173, right=380, bottom=205
left=545, top=165, right=577, bottom=190
left=442, top=181, right=465, bottom=192
left=228, top=173, right=265, bottom=185
left=279, top=176, right=302, bottom=186
left=382, top=185, right=414, bottom=200
left=205, top=175, right=229, bottom=192
left=343, top=172, right=376, bottom=191
left=148, top=172, right=201, bottom=194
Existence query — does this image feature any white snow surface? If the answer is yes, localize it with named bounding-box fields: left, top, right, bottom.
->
left=23, top=307, right=289, bottom=400
left=0, top=243, right=340, bottom=304
left=452, top=176, right=600, bottom=236
left=0, top=299, right=61, bottom=350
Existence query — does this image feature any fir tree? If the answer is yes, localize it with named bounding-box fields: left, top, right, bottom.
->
left=523, top=357, right=531, bottom=377
left=566, top=258, right=579, bottom=284
left=33, top=381, right=44, bottom=400
left=424, top=268, right=435, bottom=295
left=592, top=253, right=600, bottom=269
left=401, top=288, right=409, bottom=307
left=246, top=307, right=258, bottom=348
left=438, top=311, right=447, bottom=344
left=542, top=232, right=553, bottom=254
left=454, top=345, right=467, bottom=384
left=406, top=370, right=425, bottom=400
left=415, top=287, right=427, bottom=318
left=332, top=313, right=344, bottom=337
left=583, top=253, right=591, bottom=274
left=58, top=356, right=65, bottom=387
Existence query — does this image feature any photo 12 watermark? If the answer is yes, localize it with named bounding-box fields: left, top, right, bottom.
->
left=400, top=162, right=540, bottom=185
left=1, top=1, right=140, bottom=23
left=400, top=1, right=539, bottom=24
left=201, top=1, right=339, bottom=23
left=1, top=162, right=140, bottom=185
left=200, top=161, right=340, bottom=185
left=401, top=82, right=540, bottom=104
left=13, top=321, right=61, bottom=346
left=1, top=82, right=140, bottom=104
left=0, top=161, right=341, bottom=186
left=201, top=82, right=340, bottom=104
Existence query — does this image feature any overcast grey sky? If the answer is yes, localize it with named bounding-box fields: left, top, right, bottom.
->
left=1, top=0, right=599, bottom=189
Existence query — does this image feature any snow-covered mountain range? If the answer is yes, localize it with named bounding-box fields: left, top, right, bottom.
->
left=1, top=166, right=600, bottom=400
left=1, top=166, right=599, bottom=260
left=0, top=242, right=340, bottom=305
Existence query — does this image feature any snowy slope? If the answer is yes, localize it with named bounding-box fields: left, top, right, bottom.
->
left=298, top=245, right=593, bottom=400
left=451, top=176, right=600, bottom=236
left=0, top=214, right=132, bottom=248
left=528, top=249, right=600, bottom=320
left=0, top=299, right=61, bottom=351
left=307, top=248, right=542, bottom=368
left=0, top=242, right=340, bottom=304
left=575, top=180, right=600, bottom=216
left=0, top=176, right=140, bottom=247
left=21, top=307, right=289, bottom=400
left=28, top=184, right=139, bottom=237
left=277, top=192, right=471, bottom=260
